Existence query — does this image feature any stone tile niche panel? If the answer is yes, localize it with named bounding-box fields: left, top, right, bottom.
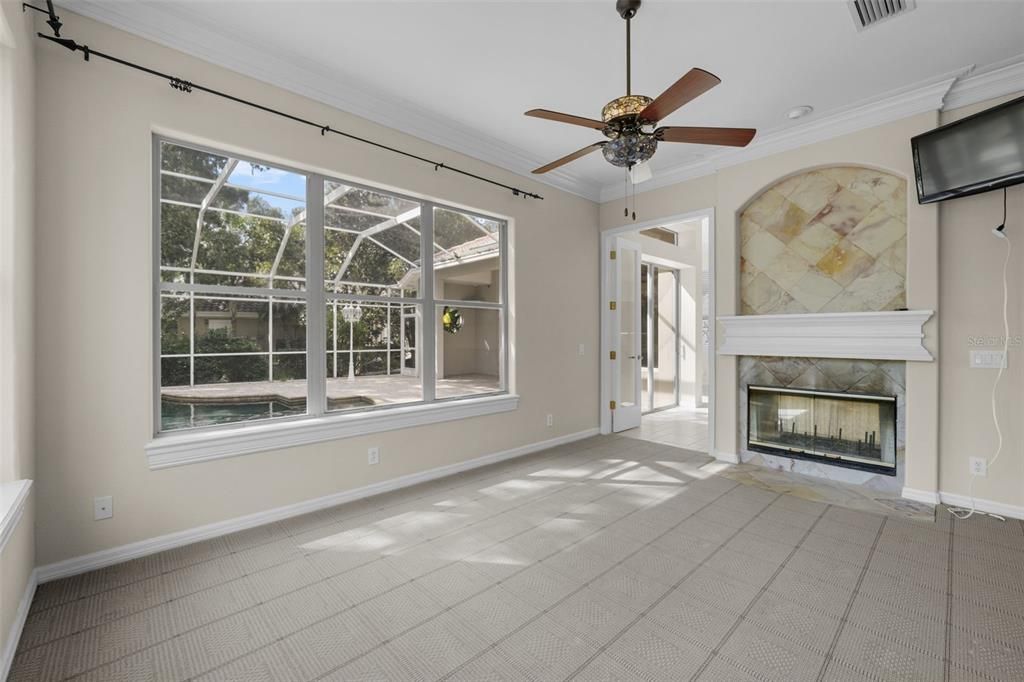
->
left=739, top=356, right=906, bottom=493
left=739, top=167, right=907, bottom=315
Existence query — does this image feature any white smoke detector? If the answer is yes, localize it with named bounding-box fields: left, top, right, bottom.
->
left=787, top=105, right=814, bottom=120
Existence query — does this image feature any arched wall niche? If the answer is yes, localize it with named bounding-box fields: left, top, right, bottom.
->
left=738, top=165, right=907, bottom=315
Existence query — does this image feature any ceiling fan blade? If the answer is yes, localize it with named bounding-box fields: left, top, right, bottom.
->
left=525, top=109, right=607, bottom=131
left=532, top=143, right=605, bottom=174
left=657, top=126, right=756, bottom=147
left=640, top=68, right=721, bottom=123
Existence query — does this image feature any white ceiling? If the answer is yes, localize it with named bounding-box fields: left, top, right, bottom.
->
left=63, top=1, right=1024, bottom=200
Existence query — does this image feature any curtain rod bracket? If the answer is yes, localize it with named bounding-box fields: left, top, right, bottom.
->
left=23, top=1, right=62, bottom=36
left=169, top=77, right=193, bottom=94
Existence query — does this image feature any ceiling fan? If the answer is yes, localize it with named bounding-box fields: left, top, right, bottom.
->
left=526, top=0, right=756, bottom=175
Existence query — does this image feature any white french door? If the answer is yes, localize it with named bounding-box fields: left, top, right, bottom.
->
left=611, top=237, right=642, bottom=432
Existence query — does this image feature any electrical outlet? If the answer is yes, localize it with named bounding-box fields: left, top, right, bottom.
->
left=94, top=496, right=113, bottom=521
left=546, top=413, right=554, bottom=427
left=969, top=457, right=988, bottom=477
left=970, top=350, right=1008, bottom=369
left=367, top=447, right=380, bottom=466
left=578, top=343, right=585, bottom=356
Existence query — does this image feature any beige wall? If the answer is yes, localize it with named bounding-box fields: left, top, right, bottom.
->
left=33, top=11, right=599, bottom=566
left=601, top=113, right=942, bottom=496
left=938, top=95, right=1024, bottom=508
left=0, top=0, right=36, bottom=655
left=0, top=0, right=34, bottom=486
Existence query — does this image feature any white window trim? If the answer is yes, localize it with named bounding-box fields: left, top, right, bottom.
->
left=0, top=479, right=31, bottom=555
left=146, top=393, right=518, bottom=469
left=151, top=136, right=514, bottom=467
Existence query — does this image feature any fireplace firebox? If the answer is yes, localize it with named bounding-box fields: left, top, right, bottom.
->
left=747, top=385, right=897, bottom=475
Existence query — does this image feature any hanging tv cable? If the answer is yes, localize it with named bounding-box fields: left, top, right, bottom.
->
left=949, top=187, right=1012, bottom=522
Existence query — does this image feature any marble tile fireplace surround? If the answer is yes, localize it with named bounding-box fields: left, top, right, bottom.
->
left=739, top=355, right=906, bottom=492
left=724, top=165, right=936, bottom=498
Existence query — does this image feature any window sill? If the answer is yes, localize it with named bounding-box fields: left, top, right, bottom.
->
left=0, top=479, right=32, bottom=555
left=146, top=394, right=519, bottom=469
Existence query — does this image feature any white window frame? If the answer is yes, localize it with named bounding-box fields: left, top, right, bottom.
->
left=148, top=136, right=515, bottom=469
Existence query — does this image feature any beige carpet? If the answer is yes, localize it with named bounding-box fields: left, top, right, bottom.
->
left=11, top=436, right=1024, bottom=681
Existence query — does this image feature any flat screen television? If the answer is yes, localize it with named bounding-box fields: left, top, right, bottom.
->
left=911, top=94, right=1024, bottom=204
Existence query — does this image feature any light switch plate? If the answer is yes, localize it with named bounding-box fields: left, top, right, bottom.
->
left=970, top=350, right=1007, bottom=369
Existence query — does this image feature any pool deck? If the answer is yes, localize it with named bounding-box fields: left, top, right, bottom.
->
left=161, top=373, right=501, bottom=405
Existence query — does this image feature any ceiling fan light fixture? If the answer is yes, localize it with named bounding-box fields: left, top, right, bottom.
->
left=523, top=1, right=756, bottom=176
left=629, top=161, right=653, bottom=184
left=603, top=131, right=658, bottom=167
left=602, top=95, right=653, bottom=123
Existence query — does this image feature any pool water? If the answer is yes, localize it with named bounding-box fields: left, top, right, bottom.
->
left=161, top=399, right=307, bottom=431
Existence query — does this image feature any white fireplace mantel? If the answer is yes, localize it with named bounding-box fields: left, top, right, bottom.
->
left=717, top=310, right=934, bottom=361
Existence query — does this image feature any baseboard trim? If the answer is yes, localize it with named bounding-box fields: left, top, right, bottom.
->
left=938, top=491, right=1024, bottom=520
left=36, top=428, right=600, bottom=583
left=712, top=449, right=740, bottom=464
left=902, top=487, right=1024, bottom=520
left=1, top=568, right=37, bottom=682
left=902, top=486, right=941, bottom=505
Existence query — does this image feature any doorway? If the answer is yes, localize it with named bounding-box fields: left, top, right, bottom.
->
left=600, top=209, right=715, bottom=454
left=641, top=262, right=680, bottom=413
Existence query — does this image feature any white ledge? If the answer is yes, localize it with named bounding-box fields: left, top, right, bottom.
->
left=146, top=394, right=519, bottom=469
left=717, top=310, right=934, bottom=361
left=0, top=479, right=32, bottom=555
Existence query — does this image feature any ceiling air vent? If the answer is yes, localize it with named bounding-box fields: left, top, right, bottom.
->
left=848, top=0, right=916, bottom=31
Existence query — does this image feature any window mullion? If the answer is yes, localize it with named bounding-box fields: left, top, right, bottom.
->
left=421, top=202, right=436, bottom=402
left=306, top=175, right=327, bottom=417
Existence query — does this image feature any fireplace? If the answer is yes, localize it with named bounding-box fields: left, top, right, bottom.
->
left=747, top=385, right=897, bottom=475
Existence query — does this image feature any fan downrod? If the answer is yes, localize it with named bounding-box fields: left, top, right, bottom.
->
left=616, top=0, right=641, bottom=20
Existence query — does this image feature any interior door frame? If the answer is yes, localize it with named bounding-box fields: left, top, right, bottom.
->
left=599, top=208, right=716, bottom=456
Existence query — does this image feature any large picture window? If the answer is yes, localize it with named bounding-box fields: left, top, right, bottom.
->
left=156, top=138, right=508, bottom=436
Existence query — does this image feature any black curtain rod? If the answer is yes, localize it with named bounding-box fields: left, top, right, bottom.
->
left=27, top=15, right=544, bottom=200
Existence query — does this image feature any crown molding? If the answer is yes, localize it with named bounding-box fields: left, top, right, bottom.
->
left=54, top=2, right=600, bottom=201
left=602, top=55, right=1024, bottom=202
left=599, top=70, right=967, bottom=202
left=943, top=54, right=1024, bottom=111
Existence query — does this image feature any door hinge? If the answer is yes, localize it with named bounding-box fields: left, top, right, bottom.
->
left=609, top=350, right=617, bottom=360
left=609, top=401, right=616, bottom=410
left=609, top=301, right=616, bottom=311
left=610, top=250, right=617, bottom=260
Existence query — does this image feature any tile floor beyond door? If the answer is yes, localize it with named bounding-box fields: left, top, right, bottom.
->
left=12, top=435, right=1024, bottom=681
left=622, top=406, right=709, bottom=452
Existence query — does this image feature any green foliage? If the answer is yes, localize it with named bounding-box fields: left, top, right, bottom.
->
left=194, top=329, right=267, bottom=384
left=161, top=358, right=190, bottom=387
